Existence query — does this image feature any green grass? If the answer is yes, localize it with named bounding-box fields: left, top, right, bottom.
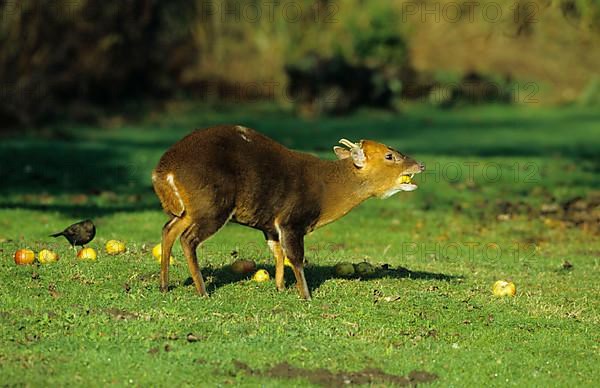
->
left=1, top=103, right=599, bottom=386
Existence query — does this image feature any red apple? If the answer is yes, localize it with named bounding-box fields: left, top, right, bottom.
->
left=14, top=249, right=35, bottom=265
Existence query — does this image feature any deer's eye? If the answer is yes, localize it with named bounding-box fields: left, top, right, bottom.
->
left=385, top=153, right=394, bottom=161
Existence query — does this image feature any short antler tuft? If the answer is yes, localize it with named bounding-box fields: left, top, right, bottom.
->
left=339, top=139, right=358, bottom=149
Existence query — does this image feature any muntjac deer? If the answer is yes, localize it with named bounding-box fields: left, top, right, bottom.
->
left=152, top=125, right=424, bottom=299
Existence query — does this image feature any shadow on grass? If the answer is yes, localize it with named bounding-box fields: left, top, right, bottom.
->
left=3, top=106, right=598, bottom=219
left=181, top=264, right=463, bottom=295
left=44, top=109, right=600, bottom=159
left=0, top=199, right=158, bottom=218
left=0, top=143, right=135, bottom=194
left=0, top=141, right=160, bottom=217
left=252, top=108, right=600, bottom=159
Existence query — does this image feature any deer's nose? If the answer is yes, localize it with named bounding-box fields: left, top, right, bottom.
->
left=418, top=162, right=426, bottom=172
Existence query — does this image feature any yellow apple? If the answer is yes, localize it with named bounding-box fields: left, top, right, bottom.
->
left=105, top=240, right=126, bottom=255
left=252, top=269, right=270, bottom=282
left=492, top=280, right=516, bottom=297
left=14, top=249, right=35, bottom=265
left=38, top=249, right=59, bottom=264
left=77, top=247, right=97, bottom=261
left=152, top=243, right=176, bottom=265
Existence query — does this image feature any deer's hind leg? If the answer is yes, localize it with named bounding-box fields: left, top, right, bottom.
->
left=161, top=216, right=191, bottom=292
left=180, top=213, right=232, bottom=296
left=265, top=233, right=286, bottom=291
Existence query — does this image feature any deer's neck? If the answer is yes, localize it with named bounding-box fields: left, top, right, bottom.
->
left=315, top=159, right=371, bottom=228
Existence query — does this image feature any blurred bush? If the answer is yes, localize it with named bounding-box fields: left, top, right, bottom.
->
left=409, top=0, right=600, bottom=105
left=0, top=0, right=599, bottom=129
left=285, top=2, right=409, bottom=115
left=0, top=0, right=201, bottom=128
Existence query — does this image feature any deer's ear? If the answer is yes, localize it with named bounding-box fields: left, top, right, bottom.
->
left=351, top=147, right=366, bottom=168
left=333, top=146, right=351, bottom=160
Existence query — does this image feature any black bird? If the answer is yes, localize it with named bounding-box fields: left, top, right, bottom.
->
left=50, top=219, right=96, bottom=250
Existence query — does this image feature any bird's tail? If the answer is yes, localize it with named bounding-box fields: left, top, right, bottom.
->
left=49, top=232, right=63, bottom=238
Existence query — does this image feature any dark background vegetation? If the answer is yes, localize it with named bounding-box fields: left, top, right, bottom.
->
left=1, top=0, right=599, bottom=129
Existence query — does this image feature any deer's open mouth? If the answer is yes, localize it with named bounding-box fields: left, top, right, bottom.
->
left=381, top=164, right=423, bottom=199
left=398, top=173, right=417, bottom=191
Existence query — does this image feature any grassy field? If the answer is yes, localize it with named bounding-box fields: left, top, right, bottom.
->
left=0, top=104, right=599, bottom=386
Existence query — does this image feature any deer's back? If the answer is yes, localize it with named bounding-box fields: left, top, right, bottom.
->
left=154, top=125, right=323, bottom=230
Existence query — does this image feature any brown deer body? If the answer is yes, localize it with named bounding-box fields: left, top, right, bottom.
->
left=152, top=125, right=424, bottom=299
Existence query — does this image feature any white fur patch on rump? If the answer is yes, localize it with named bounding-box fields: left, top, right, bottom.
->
left=166, top=173, right=185, bottom=212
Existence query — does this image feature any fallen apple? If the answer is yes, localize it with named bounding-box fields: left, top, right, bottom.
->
left=284, top=257, right=293, bottom=268
left=492, top=280, right=516, bottom=297
left=152, top=243, right=176, bottom=265
left=77, top=247, right=97, bottom=261
left=105, top=240, right=126, bottom=255
left=252, top=269, right=270, bottom=282
left=14, top=249, right=35, bottom=265
left=151, top=243, right=162, bottom=259
left=38, top=249, right=59, bottom=264
left=354, top=261, right=375, bottom=277
left=231, top=259, right=256, bottom=274
left=334, top=262, right=355, bottom=277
